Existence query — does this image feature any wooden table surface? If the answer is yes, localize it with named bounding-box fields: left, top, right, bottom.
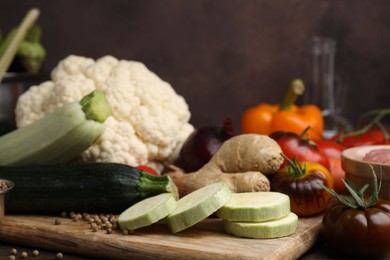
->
left=0, top=238, right=344, bottom=259
left=0, top=234, right=389, bottom=259
left=0, top=215, right=321, bottom=260
left=0, top=214, right=326, bottom=260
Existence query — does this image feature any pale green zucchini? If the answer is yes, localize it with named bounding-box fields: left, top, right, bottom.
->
left=0, top=90, right=111, bottom=166
left=216, top=192, right=290, bottom=222
left=118, top=193, right=177, bottom=231
left=223, top=212, right=298, bottom=239
left=167, top=182, right=232, bottom=233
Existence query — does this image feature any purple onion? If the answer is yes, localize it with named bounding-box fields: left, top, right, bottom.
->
left=175, top=118, right=235, bottom=172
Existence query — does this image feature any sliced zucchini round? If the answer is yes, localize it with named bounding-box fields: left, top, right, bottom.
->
left=118, top=193, right=177, bottom=231
left=224, top=212, right=298, bottom=239
left=167, top=182, right=232, bottom=233
left=216, top=192, right=290, bottom=222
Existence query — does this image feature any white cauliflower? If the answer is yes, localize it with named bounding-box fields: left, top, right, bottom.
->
left=15, top=55, right=194, bottom=171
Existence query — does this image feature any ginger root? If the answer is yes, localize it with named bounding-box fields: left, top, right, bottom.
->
left=167, top=134, right=284, bottom=197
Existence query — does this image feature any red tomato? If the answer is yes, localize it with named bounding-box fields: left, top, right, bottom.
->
left=323, top=197, right=390, bottom=258
left=315, top=139, right=346, bottom=194
left=327, top=158, right=346, bottom=194
left=270, top=159, right=334, bottom=217
left=270, top=131, right=330, bottom=170
left=331, top=129, right=389, bottom=148
left=315, top=139, right=344, bottom=159
left=135, top=165, right=159, bottom=176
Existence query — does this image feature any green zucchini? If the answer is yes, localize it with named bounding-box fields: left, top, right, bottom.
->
left=0, top=163, right=178, bottom=214
left=0, top=90, right=111, bottom=166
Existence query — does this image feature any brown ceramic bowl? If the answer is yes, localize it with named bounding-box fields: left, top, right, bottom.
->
left=341, top=145, right=390, bottom=200
left=0, top=179, right=14, bottom=223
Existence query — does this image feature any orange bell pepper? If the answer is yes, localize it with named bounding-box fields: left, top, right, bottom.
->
left=241, top=79, right=324, bottom=141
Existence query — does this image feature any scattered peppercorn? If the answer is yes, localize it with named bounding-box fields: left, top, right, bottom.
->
left=56, top=252, right=64, bottom=259
left=82, top=213, right=90, bottom=220
left=111, top=215, right=116, bottom=220
left=32, top=249, right=39, bottom=256
left=20, top=251, right=28, bottom=258
left=9, top=248, right=17, bottom=255
left=54, top=219, right=61, bottom=225
left=112, top=223, right=118, bottom=230
left=8, top=255, right=15, bottom=260
left=105, top=222, right=113, bottom=229
left=59, top=211, right=120, bottom=233
left=91, top=223, right=98, bottom=232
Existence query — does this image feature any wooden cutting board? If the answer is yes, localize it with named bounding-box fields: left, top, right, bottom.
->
left=0, top=214, right=322, bottom=260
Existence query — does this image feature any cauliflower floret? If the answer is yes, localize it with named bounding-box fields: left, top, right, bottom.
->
left=51, top=55, right=94, bottom=81
left=15, top=55, right=194, bottom=170
left=45, top=74, right=96, bottom=113
left=15, top=81, right=55, bottom=126
left=84, top=56, right=119, bottom=87
left=82, top=117, right=149, bottom=166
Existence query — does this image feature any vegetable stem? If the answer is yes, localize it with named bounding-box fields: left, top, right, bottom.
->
left=0, top=8, right=40, bottom=83
left=281, top=153, right=306, bottom=177
left=279, top=79, right=305, bottom=111
left=138, top=173, right=174, bottom=198
left=320, top=167, right=381, bottom=210
left=337, top=108, right=390, bottom=143
left=80, top=90, right=112, bottom=123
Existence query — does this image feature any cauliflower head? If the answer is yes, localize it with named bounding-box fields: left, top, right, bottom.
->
left=15, top=55, right=194, bottom=170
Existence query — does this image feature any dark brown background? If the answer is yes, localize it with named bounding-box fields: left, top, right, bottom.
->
left=1, top=0, right=389, bottom=130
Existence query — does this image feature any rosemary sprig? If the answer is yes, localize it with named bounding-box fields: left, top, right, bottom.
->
left=320, top=165, right=382, bottom=210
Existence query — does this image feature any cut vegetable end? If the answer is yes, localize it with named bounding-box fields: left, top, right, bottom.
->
left=216, top=192, right=291, bottom=222
left=118, top=193, right=177, bottom=231
left=224, top=212, right=298, bottom=239
left=80, top=90, right=112, bottom=123
left=167, top=182, right=232, bottom=233
left=138, top=173, right=179, bottom=200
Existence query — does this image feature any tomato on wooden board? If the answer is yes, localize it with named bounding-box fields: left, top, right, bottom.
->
left=321, top=173, right=390, bottom=258
left=270, top=156, right=334, bottom=217
left=270, top=131, right=330, bottom=170
left=135, top=165, right=159, bottom=176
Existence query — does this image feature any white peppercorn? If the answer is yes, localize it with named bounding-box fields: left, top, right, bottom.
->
left=20, top=251, right=28, bottom=258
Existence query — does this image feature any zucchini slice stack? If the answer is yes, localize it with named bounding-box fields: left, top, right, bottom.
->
left=117, top=184, right=297, bottom=238
left=216, top=192, right=298, bottom=239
